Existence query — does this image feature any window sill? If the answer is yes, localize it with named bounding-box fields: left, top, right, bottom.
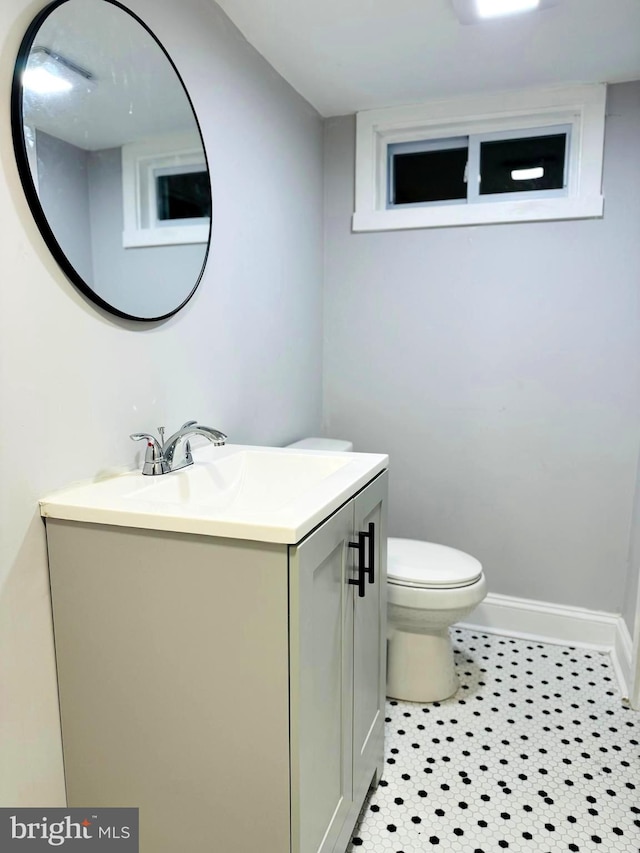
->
left=122, top=224, right=210, bottom=249
left=352, top=195, right=604, bottom=233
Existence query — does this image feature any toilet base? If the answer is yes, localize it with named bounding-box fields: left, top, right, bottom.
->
left=386, top=627, right=458, bottom=703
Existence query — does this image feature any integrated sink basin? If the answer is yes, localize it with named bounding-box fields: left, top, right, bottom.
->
left=40, top=444, right=389, bottom=543
left=128, top=449, right=350, bottom=510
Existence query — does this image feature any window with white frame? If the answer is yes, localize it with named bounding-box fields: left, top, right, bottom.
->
left=122, top=132, right=211, bottom=248
left=353, top=84, right=606, bottom=232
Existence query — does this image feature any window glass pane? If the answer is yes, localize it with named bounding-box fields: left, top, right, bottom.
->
left=156, top=170, right=211, bottom=221
left=479, top=133, right=567, bottom=196
left=391, top=146, right=468, bottom=205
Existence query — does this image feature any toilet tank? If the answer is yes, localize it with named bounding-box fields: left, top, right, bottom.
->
left=286, top=437, right=354, bottom=452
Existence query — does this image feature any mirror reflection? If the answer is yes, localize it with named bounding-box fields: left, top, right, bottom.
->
left=14, top=0, right=211, bottom=321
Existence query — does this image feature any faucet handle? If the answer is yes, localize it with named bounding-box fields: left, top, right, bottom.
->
left=130, top=431, right=160, bottom=447
left=130, top=432, right=170, bottom=476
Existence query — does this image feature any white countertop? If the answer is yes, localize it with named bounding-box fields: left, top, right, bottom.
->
left=39, top=443, right=389, bottom=544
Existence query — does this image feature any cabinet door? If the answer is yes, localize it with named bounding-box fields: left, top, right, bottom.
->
left=352, top=472, right=388, bottom=807
left=289, top=501, right=354, bottom=853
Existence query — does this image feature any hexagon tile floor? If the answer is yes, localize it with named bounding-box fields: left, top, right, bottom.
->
left=348, top=627, right=639, bottom=853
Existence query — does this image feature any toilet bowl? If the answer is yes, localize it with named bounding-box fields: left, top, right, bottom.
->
left=286, top=437, right=487, bottom=703
left=386, top=538, right=486, bottom=702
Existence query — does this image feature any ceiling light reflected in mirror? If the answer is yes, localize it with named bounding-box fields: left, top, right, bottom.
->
left=23, top=47, right=93, bottom=95
left=451, top=0, right=559, bottom=25
left=511, top=166, right=544, bottom=180
left=24, top=67, right=72, bottom=94
left=476, top=0, right=539, bottom=19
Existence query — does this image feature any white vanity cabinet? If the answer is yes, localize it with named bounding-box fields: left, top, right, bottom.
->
left=45, top=469, right=387, bottom=853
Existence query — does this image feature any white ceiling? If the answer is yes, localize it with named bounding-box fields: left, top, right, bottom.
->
left=214, top=0, right=640, bottom=116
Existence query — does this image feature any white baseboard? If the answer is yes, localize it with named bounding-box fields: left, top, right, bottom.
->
left=459, top=592, right=633, bottom=699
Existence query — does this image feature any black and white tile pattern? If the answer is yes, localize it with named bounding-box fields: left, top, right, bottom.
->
left=349, top=628, right=640, bottom=853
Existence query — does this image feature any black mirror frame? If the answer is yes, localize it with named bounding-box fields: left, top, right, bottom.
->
left=10, top=0, right=212, bottom=322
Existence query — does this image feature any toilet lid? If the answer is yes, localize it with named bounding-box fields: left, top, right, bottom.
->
left=387, top=538, right=483, bottom=589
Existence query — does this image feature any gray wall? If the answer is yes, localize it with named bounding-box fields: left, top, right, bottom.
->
left=0, top=0, right=322, bottom=805
left=36, top=131, right=93, bottom=283
left=323, top=82, right=640, bottom=617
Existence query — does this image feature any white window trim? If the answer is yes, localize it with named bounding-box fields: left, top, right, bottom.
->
left=122, top=131, right=210, bottom=249
left=353, top=84, right=606, bottom=232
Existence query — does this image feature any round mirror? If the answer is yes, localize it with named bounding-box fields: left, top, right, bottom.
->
left=11, top=0, right=211, bottom=321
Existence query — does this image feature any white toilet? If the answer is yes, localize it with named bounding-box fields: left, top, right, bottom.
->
left=386, top=538, right=486, bottom=702
left=287, top=436, right=488, bottom=704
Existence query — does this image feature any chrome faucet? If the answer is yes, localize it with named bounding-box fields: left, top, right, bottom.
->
left=130, top=420, right=227, bottom=475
